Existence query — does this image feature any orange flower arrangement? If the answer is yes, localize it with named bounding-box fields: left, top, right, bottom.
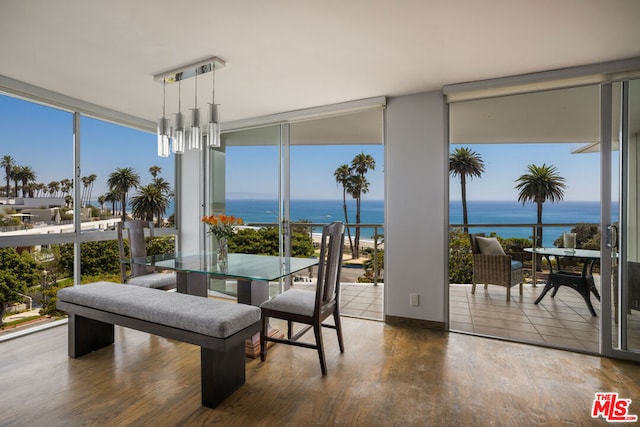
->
left=201, top=214, right=244, bottom=240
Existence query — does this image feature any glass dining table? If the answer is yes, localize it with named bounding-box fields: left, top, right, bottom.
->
left=132, top=252, right=319, bottom=357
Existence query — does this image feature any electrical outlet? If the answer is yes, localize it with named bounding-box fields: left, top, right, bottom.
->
left=410, top=293, right=419, bottom=306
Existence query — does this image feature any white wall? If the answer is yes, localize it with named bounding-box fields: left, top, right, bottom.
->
left=384, top=91, right=447, bottom=323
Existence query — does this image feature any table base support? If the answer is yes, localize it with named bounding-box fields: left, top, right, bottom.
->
left=245, top=328, right=283, bottom=358
left=534, top=271, right=600, bottom=317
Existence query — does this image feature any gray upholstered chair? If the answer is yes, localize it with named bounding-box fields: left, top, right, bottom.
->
left=469, top=233, right=524, bottom=301
left=117, top=220, right=176, bottom=290
left=260, top=221, right=345, bottom=375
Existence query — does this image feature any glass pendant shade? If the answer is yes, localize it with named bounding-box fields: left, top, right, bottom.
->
left=173, top=112, right=185, bottom=154
left=207, top=103, right=220, bottom=147
left=189, top=108, right=201, bottom=150
left=157, top=117, right=170, bottom=157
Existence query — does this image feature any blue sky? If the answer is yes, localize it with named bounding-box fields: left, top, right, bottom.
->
left=1, top=94, right=606, bottom=203
left=226, top=144, right=384, bottom=200
left=450, top=143, right=605, bottom=202
left=0, top=95, right=173, bottom=198
left=0, top=94, right=384, bottom=200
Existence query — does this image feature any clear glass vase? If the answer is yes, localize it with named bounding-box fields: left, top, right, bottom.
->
left=217, top=236, right=228, bottom=269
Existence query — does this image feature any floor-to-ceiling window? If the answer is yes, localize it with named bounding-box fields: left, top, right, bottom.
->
left=0, top=91, right=172, bottom=338
left=213, top=106, right=385, bottom=319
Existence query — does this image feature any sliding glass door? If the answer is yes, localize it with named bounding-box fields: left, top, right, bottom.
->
left=603, top=78, right=640, bottom=360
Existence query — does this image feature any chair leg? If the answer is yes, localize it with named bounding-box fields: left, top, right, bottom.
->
left=519, top=283, right=523, bottom=295
left=314, top=323, right=327, bottom=375
left=333, top=309, right=344, bottom=353
left=260, top=316, right=268, bottom=362
left=506, top=286, right=511, bottom=301
left=471, top=283, right=477, bottom=294
left=287, top=320, right=293, bottom=339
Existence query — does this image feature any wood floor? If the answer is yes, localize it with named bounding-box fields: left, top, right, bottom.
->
left=2, top=317, right=640, bottom=426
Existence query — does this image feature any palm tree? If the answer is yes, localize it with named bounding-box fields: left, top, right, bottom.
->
left=86, top=173, right=97, bottom=207
left=131, top=184, right=169, bottom=226
left=149, top=165, right=162, bottom=179
left=107, top=167, right=140, bottom=222
left=449, top=147, right=485, bottom=234
left=34, top=182, right=46, bottom=198
left=334, top=164, right=354, bottom=255
left=515, top=163, right=566, bottom=247
left=60, top=178, right=73, bottom=198
left=348, top=174, right=370, bottom=258
left=151, top=177, right=171, bottom=195
left=47, top=181, right=60, bottom=198
left=1, top=155, right=15, bottom=197
left=97, top=195, right=106, bottom=213
left=350, top=153, right=375, bottom=259
left=18, top=166, right=36, bottom=198
left=104, top=190, right=119, bottom=216
left=11, top=166, right=22, bottom=198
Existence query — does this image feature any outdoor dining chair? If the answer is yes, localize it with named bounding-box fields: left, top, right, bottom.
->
left=260, top=221, right=345, bottom=375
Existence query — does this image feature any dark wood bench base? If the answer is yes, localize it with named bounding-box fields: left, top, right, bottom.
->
left=60, top=302, right=260, bottom=409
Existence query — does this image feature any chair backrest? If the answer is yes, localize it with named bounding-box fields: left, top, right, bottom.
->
left=117, top=220, right=154, bottom=282
left=314, top=221, right=345, bottom=314
left=469, top=233, right=486, bottom=254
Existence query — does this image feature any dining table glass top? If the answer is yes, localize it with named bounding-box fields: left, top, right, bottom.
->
left=132, top=252, right=318, bottom=281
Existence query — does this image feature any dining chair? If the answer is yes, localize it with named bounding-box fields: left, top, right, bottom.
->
left=469, top=233, right=524, bottom=301
left=117, top=220, right=176, bottom=290
left=260, top=221, right=345, bottom=375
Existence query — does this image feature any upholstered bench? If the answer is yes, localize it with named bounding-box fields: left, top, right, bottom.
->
left=56, top=281, right=261, bottom=409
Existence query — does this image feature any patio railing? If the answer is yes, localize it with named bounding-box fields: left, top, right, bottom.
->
left=245, top=222, right=384, bottom=285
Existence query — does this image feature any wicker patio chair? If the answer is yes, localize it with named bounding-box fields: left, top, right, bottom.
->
left=469, top=233, right=524, bottom=301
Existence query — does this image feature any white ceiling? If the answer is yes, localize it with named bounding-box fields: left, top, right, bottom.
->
left=1, top=0, right=640, bottom=126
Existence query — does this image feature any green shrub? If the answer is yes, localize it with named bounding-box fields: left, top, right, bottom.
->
left=449, top=228, right=473, bottom=284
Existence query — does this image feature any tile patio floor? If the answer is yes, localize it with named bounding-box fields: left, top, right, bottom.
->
left=449, top=280, right=640, bottom=353
left=291, top=282, right=384, bottom=321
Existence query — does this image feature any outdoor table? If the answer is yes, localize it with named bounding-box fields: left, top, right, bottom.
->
left=525, top=247, right=601, bottom=316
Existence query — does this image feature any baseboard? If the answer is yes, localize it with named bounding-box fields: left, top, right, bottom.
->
left=384, top=315, right=445, bottom=330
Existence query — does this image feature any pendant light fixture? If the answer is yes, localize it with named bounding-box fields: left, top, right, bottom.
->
left=172, top=80, right=185, bottom=154
left=207, top=64, right=221, bottom=147
left=189, top=69, right=202, bottom=150
left=153, top=56, right=225, bottom=157
left=157, top=79, right=170, bottom=158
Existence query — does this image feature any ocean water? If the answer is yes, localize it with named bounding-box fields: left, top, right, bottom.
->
left=226, top=199, right=384, bottom=239
left=155, top=198, right=611, bottom=247
left=450, top=200, right=616, bottom=246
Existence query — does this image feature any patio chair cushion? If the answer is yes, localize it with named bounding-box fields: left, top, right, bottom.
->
left=511, top=260, right=523, bottom=270
left=476, top=236, right=506, bottom=256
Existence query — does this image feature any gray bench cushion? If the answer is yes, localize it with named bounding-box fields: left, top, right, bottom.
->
left=58, top=282, right=260, bottom=338
left=127, top=271, right=176, bottom=289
